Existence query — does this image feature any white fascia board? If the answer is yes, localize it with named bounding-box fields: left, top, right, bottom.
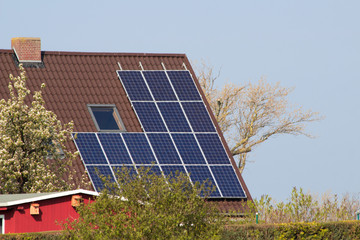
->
left=0, top=189, right=99, bottom=207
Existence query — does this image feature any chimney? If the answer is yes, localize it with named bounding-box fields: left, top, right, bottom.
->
left=11, top=37, right=41, bottom=63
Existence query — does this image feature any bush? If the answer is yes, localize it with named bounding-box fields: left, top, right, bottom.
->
left=3, top=221, right=360, bottom=239
left=221, top=221, right=360, bottom=240
left=242, top=187, right=360, bottom=224
left=0, top=231, right=64, bottom=240
left=62, top=167, right=223, bottom=239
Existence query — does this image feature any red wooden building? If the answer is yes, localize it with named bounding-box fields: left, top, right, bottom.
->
left=0, top=189, right=97, bottom=234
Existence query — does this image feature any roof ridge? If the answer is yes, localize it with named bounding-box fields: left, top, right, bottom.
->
left=0, top=49, right=13, bottom=53
left=0, top=49, right=187, bottom=58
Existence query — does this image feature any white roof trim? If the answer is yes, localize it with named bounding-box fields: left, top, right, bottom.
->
left=0, top=189, right=98, bottom=207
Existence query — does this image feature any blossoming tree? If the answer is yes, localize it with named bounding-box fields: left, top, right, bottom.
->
left=0, top=65, right=77, bottom=193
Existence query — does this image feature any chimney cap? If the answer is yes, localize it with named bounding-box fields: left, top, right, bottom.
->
left=12, top=37, right=41, bottom=41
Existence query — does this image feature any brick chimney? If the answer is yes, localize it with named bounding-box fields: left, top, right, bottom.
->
left=11, top=37, right=41, bottom=63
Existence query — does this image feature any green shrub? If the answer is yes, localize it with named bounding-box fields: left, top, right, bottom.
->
left=3, top=221, right=360, bottom=239
left=221, top=221, right=360, bottom=240
left=0, top=231, right=64, bottom=240
left=241, top=187, right=360, bottom=224
left=62, top=167, right=223, bottom=240
left=222, top=224, right=276, bottom=240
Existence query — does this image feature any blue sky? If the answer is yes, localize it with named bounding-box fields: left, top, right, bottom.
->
left=1, top=0, right=359, bottom=201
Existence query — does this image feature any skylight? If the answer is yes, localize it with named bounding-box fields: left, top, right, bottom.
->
left=88, top=105, right=125, bottom=131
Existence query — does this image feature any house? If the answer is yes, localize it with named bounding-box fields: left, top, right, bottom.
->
left=0, top=37, right=252, bottom=215
left=0, top=189, right=97, bottom=234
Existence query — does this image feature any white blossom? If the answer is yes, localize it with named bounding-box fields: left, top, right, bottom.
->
left=0, top=65, right=78, bottom=193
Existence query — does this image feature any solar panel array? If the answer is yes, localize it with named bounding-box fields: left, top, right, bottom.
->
left=73, top=70, right=246, bottom=198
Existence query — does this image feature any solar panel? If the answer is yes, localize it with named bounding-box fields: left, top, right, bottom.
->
left=72, top=133, right=107, bottom=164
left=157, top=102, right=191, bottom=132
left=138, top=165, right=163, bottom=176
left=122, top=133, right=157, bottom=165
left=182, top=102, right=216, bottom=132
left=147, top=133, right=182, bottom=164
left=97, top=133, right=133, bottom=164
left=86, top=165, right=116, bottom=192
left=112, top=166, right=138, bottom=182
left=161, top=165, right=187, bottom=179
left=167, top=71, right=202, bottom=101
left=112, top=165, right=137, bottom=176
left=117, top=71, right=153, bottom=101
left=186, top=166, right=221, bottom=197
left=74, top=69, right=248, bottom=199
left=74, top=131, right=246, bottom=198
left=171, top=134, right=206, bottom=164
left=143, top=71, right=177, bottom=101
left=73, top=131, right=246, bottom=197
left=211, top=166, right=246, bottom=197
left=132, top=102, right=167, bottom=132
left=196, top=134, right=230, bottom=164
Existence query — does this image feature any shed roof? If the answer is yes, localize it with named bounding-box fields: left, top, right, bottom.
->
left=0, top=189, right=98, bottom=207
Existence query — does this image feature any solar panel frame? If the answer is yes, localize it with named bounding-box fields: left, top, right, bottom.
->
left=122, top=133, right=158, bottom=165
left=196, top=133, right=231, bottom=165
left=72, top=133, right=108, bottom=165
left=171, top=133, right=207, bottom=164
left=112, top=165, right=138, bottom=183
left=86, top=165, right=117, bottom=192
left=166, top=70, right=202, bottom=101
left=186, top=165, right=221, bottom=197
left=161, top=165, right=188, bottom=179
left=210, top=166, right=246, bottom=198
left=157, top=102, right=192, bottom=132
left=137, top=165, right=163, bottom=176
left=147, top=133, right=183, bottom=165
left=117, top=71, right=153, bottom=101
left=97, top=133, right=133, bottom=165
left=131, top=102, right=167, bottom=132
left=181, top=102, right=216, bottom=133
left=143, top=71, right=177, bottom=101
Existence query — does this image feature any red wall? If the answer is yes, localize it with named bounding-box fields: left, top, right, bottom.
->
left=2, top=194, right=94, bottom=234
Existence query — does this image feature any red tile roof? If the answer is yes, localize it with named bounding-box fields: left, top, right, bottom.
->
left=0, top=48, right=252, bottom=213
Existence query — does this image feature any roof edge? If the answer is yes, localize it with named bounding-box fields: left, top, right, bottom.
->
left=0, top=49, right=13, bottom=53
left=0, top=189, right=98, bottom=207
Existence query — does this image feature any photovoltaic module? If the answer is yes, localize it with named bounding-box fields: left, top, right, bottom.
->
left=73, top=70, right=246, bottom=198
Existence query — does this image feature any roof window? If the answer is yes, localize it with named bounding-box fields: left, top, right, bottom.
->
left=88, top=104, right=126, bottom=131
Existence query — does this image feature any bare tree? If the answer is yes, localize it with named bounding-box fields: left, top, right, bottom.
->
left=195, top=62, right=322, bottom=173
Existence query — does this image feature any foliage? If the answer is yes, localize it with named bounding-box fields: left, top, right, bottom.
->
left=222, top=221, right=360, bottom=240
left=63, top=167, right=223, bottom=240
left=241, top=187, right=360, bottom=224
left=194, top=62, right=322, bottom=173
left=0, top=65, right=77, bottom=193
left=0, top=231, right=64, bottom=240
left=3, top=222, right=360, bottom=240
